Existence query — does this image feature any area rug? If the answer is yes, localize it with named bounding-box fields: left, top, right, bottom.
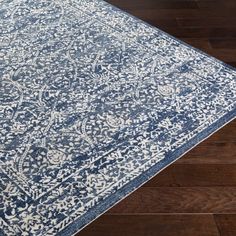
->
left=0, top=0, right=236, bottom=235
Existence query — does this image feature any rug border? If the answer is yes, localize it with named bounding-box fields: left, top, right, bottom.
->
left=59, top=107, right=236, bottom=236
left=56, top=1, right=236, bottom=235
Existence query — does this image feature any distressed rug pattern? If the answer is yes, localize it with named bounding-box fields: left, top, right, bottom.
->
left=0, top=0, right=236, bottom=235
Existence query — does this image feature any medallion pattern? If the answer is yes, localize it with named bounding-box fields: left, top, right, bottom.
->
left=0, top=0, right=236, bottom=235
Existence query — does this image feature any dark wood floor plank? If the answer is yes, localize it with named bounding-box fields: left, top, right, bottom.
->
left=79, top=214, right=219, bottom=236
left=176, top=142, right=236, bottom=164
left=157, top=27, right=236, bottom=39
left=183, top=37, right=236, bottom=51
left=107, top=0, right=199, bottom=10
left=209, top=38, right=236, bottom=49
left=177, top=17, right=236, bottom=28
left=196, top=0, right=236, bottom=9
left=126, top=9, right=236, bottom=19
left=143, top=164, right=236, bottom=187
left=214, top=214, right=236, bottom=236
left=107, top=187, right=236, bottom=214
left=144, top=18, right=179, bottom=28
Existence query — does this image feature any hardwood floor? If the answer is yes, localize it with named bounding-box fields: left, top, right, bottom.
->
left=78, top=0, right=236, bottom=235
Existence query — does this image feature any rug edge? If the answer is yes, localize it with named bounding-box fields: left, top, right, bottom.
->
left=58, top=108, right=236, bottom=236
left=100, top=0, right=236, bottom=72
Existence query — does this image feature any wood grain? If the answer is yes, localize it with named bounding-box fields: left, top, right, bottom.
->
left=210, top=38, right=236, bottom=49
left=107, top=187, right=236, bottom=214
left=80, top=215, right=220, bottom=236
left=143, top=164, right=236, bottom=187
left=177, top=17, right=236, bottom=28
left=106, top=0, right=199, bottom=10
left=176, top=143, right=236, bottom=164
left=214, top=214, right=236, bottom=236
left=125, top=9, right=236, bottom=19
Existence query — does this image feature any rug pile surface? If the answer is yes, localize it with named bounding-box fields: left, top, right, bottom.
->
left=0, top=0, right=236, bottom=235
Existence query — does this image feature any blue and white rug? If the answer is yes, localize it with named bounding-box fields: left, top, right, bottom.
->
left=0, top=0, right=236, bottom=235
